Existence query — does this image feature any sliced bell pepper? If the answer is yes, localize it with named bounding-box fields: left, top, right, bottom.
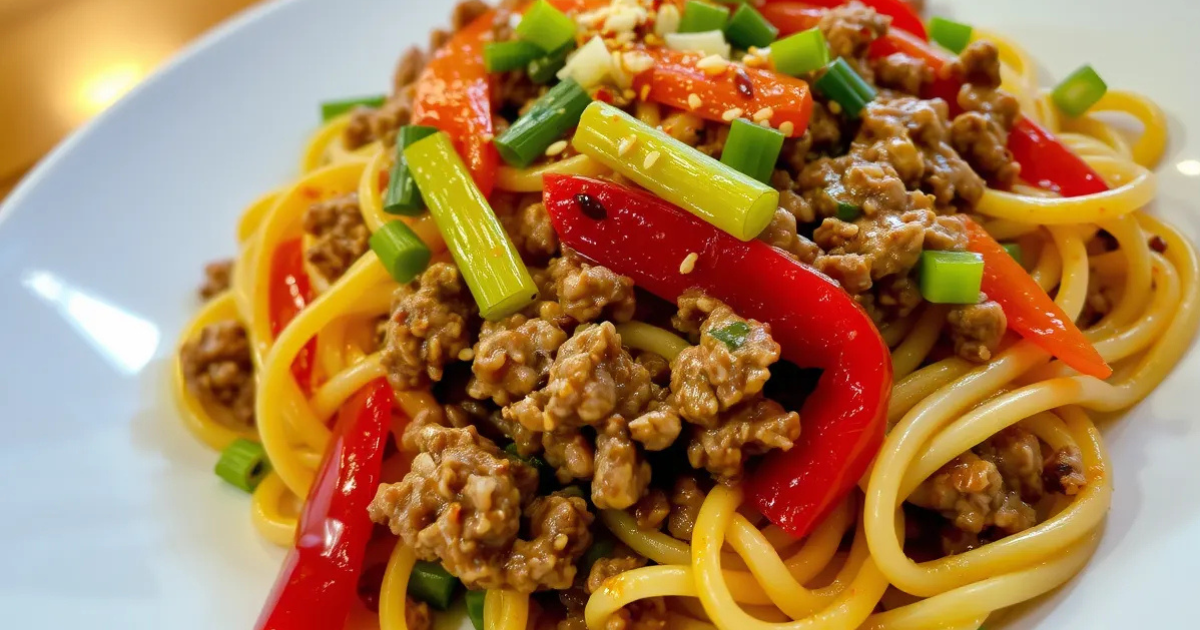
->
left=761, top=0, right=928, bottom=41
left=412, top=9, right=499, bottom=198
left=959, top=216, right=1111, bottom=379
left=254, top=378, right=396, bottom=630
left=633, top=47, right=814, bottom=138
left=269, top=238, right=317, bottom=393
left=542, top=175, right=892, bottom=537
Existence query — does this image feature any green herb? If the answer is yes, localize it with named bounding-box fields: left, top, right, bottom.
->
left=709, top=321, right=752, bottom=350
left=214, top=438, right=270, bottom=492
left=929, top=16, right=973, bottom=54
left=320, top=94, right=386, bottom=121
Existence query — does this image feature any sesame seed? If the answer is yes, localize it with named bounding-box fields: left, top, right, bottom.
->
left=622, top=89, right=636, bottom=100
left=687, top=93, right=703, bottom=110
left=458, top=348, right=475, bottom=361
left=695, top=54, right=729, bottom=75
left=618, top=135, right=638, bottom=156
left=828, top=101, right=843, bottom=115
left=753, top=107, right=774, bottom=122
left=643, top=150, right=661, bottom=169
left=545, top=140, right=569, bottom=156
left=639, top=84, right=651, bottom=101
left=679, top=252, right=699, bottom=274
left=721, top=107, right=744, bottom=122
left=779, top=121, right=795, bottom=136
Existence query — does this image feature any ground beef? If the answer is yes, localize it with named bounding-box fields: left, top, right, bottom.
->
left=406, top=598, right=432, bottom=630
left=784, top=101, right=843, bottom=167
left=627, top=398, right=682, bottom=451
left=758, top=207, right=822, bottom=263
left=858, top=274, right=925, bottom=323
left=180, top=320, right=255, bottom=425
left=670, top=291, right=780, bottom=428
left=382, top=263, right=476, bottom=390
left=947, top=298, right=1007, bottom=362
left=586, top=546, right=648, bottom=594
left=469, top=314, right=567, bottom=405
left=873, top=52, right=933, bottom=96
left=687, top=398, right=801, bottom=482
left=199, top=259, right=233, bottom=300
left=635, top=352, right=670, bottom=385
left=582, top=545, right=668, bottom=630
left=1043, top=445, right=1087, bottom=495
left=818, top=2, right=890, bottom=77
left=632, top=489, right=670, bottom=530
left=668, top=475, right=706, bottom=540
left=505, top=491, right=596, bottom=591
left=302, top=192, right=369, bottom=283
left=541, top=428, right=596, bottom=482
left=945, top=42, right=1020, bottom=186
left=549, top=251, right=637, bottom=324
left=494, top=192, right=561, bottom=263
left=593, top=416, right=652, bottom=509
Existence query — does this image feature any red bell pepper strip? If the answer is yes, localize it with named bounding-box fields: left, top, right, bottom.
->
left=762, top=0, right=928, bottom=41
left=269, top=238, right=317, bottom=393
left=254, top=378, right=395, bottom=630
left=412, top=10, right=499, bottom=198
left=959, top=217, right=1111, bottom=379
left=543, top=175, right=892, bottom=537
left=633, top=47, right=814, bottom=137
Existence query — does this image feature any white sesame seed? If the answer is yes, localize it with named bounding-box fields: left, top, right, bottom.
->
left=618, top=135, right=638, bottom=156
left=753, top=107, right=775, bottom=122
left=721, top=107, right=744, bottom=122
left=695, top=54, right=729, bottom=75
left=679, top=252, right=699, bottom=274
left=779, top=121, right=795, bottom=136
left=458, top=348, right=475, bottom=361
left=643, top=150, right=661, bottom=169
left=828, top=101, right=843, bottom=115
left=545, top=140, right=569, bottom=156
left=687, top=93, right=703, bottom=110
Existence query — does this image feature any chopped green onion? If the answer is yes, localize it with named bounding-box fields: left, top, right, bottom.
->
left=408, top=560, right=460, bottom=610
left=720, top=118, right=785, bottom=184
left=709, top=321, right=752, bottom=350
left=405, top=133, right=538, bottom=320
left=580, top=537, right=616, bottom=575
left=1052, top=65, right=1108, bottom=118
left=573, top=102, right=778, bottom=241
left=495, top=79, right=593, bottom=167
left=835, top=202, right=861, bottom=221
left=679, top=0, right=730, bottom=34
left=369, top=220, right=432, bottom=283
left=918, top=251, right=984, bottom=304
left=771, top=27, right=829, bottom=77
left=214, top=438, right=269, bottom=493
left=929, top=16, right=973, bottom=54
left=1002, top=242, right=1023, bottom=265
left=814, top=57, right=876, bottom=118
left=516, top=0, right=577, bottom=52
left=465, top=590, right=486, bottom=630
left=485, top=40, right=544, bottom=73
left=384, top=125, right=438, bottom=215
left=505, top=442, right=548, bottom=469
left=320, top=94, right=386, bottom=121
left=664, top=30, right=732, bottom=58
left=724, top=4, right=778, bottom=50
left=529, top=42, right=575, bottom=84
left=556, top=36, right=615, bottom=88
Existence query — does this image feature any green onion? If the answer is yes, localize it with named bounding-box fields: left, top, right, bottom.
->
left=369, top=220, right=432, bottom=283
left=664, top=30, right=732, bottom=58
left=505, top=442, right=548, bottom=469
left=494, top=79, right=593, bottom=167
left=516, top=0, right=577, bottom=52
left=1052, top=65, right=1108, bottom=118
left=572, top=101, right=778, bottom=241
left=485, top=40, right=544, bottom=73
left=771, top=27, right=829, bottom=77
left=405, top=133, right=539, bottom=320
left=384, top=125, right=438, bottom=215
left=1002, top=243, right=1023, bottom=265
left=929, top=16, right=973, bottom=54
left=556, top=36, right=614, bottom=88
left=918, top=251, right=984, bottom=304
left=214, top=438, right=269, bottom=493
left=580, top=537, right=616, bottom=575
left=465, top=590, right=486, bottom=630
left=724, top=4, right=778, bottom=49
left=814, top=57, right=876, bottom=118
left=709, top=321, right=752, bottom=350
left=679, top=0, right=730, bottom=34
left=835, top=202, right=861, bottom=221
left=720, top=118, right=784, bottom=184
left=408, top=560, right=460, bottom=610
left=528, top=42, right=575, bottom=84
left=320, top=94, right=386, bottom=121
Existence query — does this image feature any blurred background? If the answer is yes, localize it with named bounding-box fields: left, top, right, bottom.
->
left=0, top=0, right=261, bottom=200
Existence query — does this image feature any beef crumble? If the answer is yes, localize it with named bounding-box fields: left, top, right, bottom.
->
left=199, top=259, right=233, bottom=300
left=302, top=192, right=369, bottom=284
left=382, top=263, right=476, bottom=390
left=180, top=320, right=255, bottom=425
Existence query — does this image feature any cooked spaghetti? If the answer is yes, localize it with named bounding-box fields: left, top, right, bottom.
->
left=173, top=1, right=1199, bottom=629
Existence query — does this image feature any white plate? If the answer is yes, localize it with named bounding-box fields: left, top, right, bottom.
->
left=1, top=0, right=1198, bottom=627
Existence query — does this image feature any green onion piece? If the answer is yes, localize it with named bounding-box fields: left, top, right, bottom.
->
left=771, top=27, right=829, bottom=77
left=814, top=57, right=876, bottom=118
left=580, top=537, right=616, bottom=575
left=572, top=101, right=778, bottom=241
left=320, top=94, right=386, bottom=121
left=918, top=251, right=984, bottom=304
left=516, top=0, right=577, bottom=52
left=408, top=561, right=460, bottom=611
left=1002, top=242, right=1023, bottom=265
left=664, top=30, right=732, bottom=58
left=929, top=16, right=973, bottom=54
left=494, top=79, right=593, bottom=167
left=709, top=321, right=752, bottom=350
left=405, top=133, right=538, bottom=320
left=679, top=0, right=730, bottom=34
left=505, top=442, right=548, bottom=469
left=485, top=40, right=544, bottom=73
left=835, top=202, right=861, bottom=221
left=1052, top=64, right=1108, bottom=118
left=369, top=220, right=432, bottom=283
left=720, top=118, right=785, bottom=184
left=725, top=4, right=778, bottom=50
left=528, top=42, right=576, bottom=84
left=465, top=590, right=486, bottom=630
left=384, top=125, right=439, bottom=215
left=214, top=438, right=269, bottom=493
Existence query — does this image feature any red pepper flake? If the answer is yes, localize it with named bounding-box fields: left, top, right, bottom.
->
left=734, top=68, right=754, bottom=99
left=1149, top=235, right=1168, bottom=253
left=377, top=168, right=390, bottom=192
left=301, top=186, right=321, bottom=200
left=574, top=193, right=608, bottom=220
left=595, top=88, right=614, bottom=104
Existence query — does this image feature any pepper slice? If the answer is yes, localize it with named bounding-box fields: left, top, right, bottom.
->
left=543, top=175, right=892, bottom=537
left=959, top=216, right=1111, bottom=379
left=269, top=238, right=317, bottom=393
left=761, top=0, right=928, bottom=41
left=254, top=378, right=396, bottom=630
